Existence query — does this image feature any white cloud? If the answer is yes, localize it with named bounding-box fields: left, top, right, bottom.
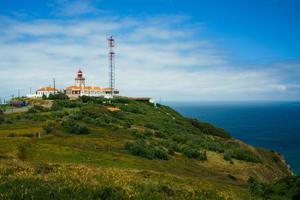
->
left=50, top=0, right=105, bottom=17
left=0, top=14, right=299, bottom=101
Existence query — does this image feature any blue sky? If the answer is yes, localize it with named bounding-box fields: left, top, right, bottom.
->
left=0, top=0, right=300, bottom=101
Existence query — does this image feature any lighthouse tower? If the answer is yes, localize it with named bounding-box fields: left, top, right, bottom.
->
left=75, top=69, right=85, bottom=88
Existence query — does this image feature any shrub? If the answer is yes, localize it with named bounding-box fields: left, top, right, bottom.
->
left=122, top=105, right=144, bottom=114
left=248, top=176, right=264, bottom=197
left=223, top=150, right=232, bottom=161
left=231, top=148, right=262, bottom=163
left=80, top=104, right=109, bottom=118
left=29, top=114, right=47, bottom=121
left=94, top=116, right=110, bottom=127
left=171, top=134, right=188, bottom=144
left=62, top=119, right=89, bottom=134
left=199, top=139, right=227, bottom=153
left=228, top=174, right=237, bottom=181
left=153, top=147, right=169, bottom=160
left=50, top=111, right=65, bottom=118
left=48, top=92, right=69, bottom=100
left=4, top=118, right=13, bottom=124
left=161, top=140, right=180, bottom=154
left=79, top=96, right=106, bottom=104
left=182, top=146, right=207, bottom=161
left=17, top=144, right=29, bottom=161
left=124, top=140, right=155, bottom=159
left=92, top=186, right=128, bottom=200
left=111, top=97, right=131, bottom=104
left=144, top=123, right=159, bottom=130
left=124, top=140, right=168, bottom=160
left=154, top=131, right=168, bottom=139
left=28, top=105, right=49, bottom=113
left=43, top=122, right=55, bottom=133
left=131, top=130, right=146, bottom=139
left=189, top=119, right=231, bottom=138
left=248, top=175, right=300, bottom=200
left=54, top=100, right=83, bottom=108
left=51, top=102, right=63, bottom=111
left=0, top=114, right=4, bottom=124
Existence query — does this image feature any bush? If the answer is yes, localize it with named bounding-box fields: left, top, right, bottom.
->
left=124, top=140, right=155, bottom=159
left=80, top=104, right=109, bottom=118
left=94, top=116, right=111, bottom=127
left=228, top=174, right=237, bottom=181
left=144, top=123, right=159, bottom=130
left=153, top=147, right=169, bottom=160
left=182, top=146, right=207, bottom=161
left=248, top=175, right=300, bottom=200
left=92, top=186, right=128, bottom=200
left=171, top=134, right=188, bottom=144
left=4, top=118, right=13, bottom=124
left=230, top=148, right=262, bottom=163
left=48, top=92, right=69, bottom=100
left=51, top=101, right=63, bottom=111
left=43, top=122, right=55, bottom=133
left=199, top=139, right=227, bottom=153
left=27, top=114, right=47, bottom=121
left=50, top=111, right=66, bottom=118
left=111, top=97, right=131, bottom=104
left=79, top=96, right=106, bottom=104
left=131, top=130, right=146, bottom=139
left=154, top=131, right=168, bottom=139
left=122, top=105, right=145, bottom=114
left=223, top=150, right=232, bottom=161
left=62, top=119, right=89, bottom=134
left=124, top=140, right=168, bottom=160
left=189, top=119, right=231, bottom=138
left=28, top=105, right=49, bottom=113
left=54, top=100, right=83, bottom=108
left=0, top=114, right=4, bottom=124
left=17, top=144, right=29, bottom=161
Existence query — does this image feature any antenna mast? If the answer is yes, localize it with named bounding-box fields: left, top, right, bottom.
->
left=108, top=36, right=115, bottom=98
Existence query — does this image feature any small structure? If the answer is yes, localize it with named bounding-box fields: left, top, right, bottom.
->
left=126, top=97, right=154, bottom=103
left=65, top=70, right=119, bottom=99
left=27, top=87, right=59, bottom=98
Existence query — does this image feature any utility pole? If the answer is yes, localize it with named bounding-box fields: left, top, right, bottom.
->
left=11, top=95, right=14, bottom=112
left=53, top=78, right=56, bottom=94
left=18, top=89, right=20, bottom=98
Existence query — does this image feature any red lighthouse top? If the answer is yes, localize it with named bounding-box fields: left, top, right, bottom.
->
left=77, top=69, right=83, bottom=78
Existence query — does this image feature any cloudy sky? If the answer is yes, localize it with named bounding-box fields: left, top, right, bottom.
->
left=0, top=0, right=300, bottom=101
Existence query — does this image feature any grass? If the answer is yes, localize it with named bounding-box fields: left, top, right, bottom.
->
left=0, top=97, right=292, bottom=199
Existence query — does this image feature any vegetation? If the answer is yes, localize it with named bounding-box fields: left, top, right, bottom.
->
left=0, top=96, right=293, bottom=199
left=223, top=148, right=262, bottom=163
left=124, top=140, right=169, bottom=160
left=248, top=176, right=300, bottom=200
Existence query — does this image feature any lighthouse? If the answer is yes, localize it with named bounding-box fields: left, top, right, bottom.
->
left=75, top=69, right=85, bottom=88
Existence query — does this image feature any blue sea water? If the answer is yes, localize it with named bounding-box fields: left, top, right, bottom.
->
left=166, top=101, right=300, bottom=174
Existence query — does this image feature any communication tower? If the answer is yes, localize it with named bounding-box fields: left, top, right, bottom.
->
left=108, top=36, right=115, bottom=97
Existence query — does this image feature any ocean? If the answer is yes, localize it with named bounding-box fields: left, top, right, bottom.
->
left=166, top=101, right=300, bottom=174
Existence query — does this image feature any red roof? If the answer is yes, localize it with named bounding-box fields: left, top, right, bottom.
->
left=66, top=86, right=118, bottom=92
left=66, top=86, right=81, bottom=90
left=37, top=87, right=59, bottom=92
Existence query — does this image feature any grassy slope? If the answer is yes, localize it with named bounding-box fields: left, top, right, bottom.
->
left=0, top=99, right=291, bottom=199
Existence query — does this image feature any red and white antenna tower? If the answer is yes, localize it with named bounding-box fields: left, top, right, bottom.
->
left=108, top=36, right=115, bottom=97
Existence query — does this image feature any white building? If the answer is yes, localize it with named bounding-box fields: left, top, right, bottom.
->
left=26, top=87, right=59, bottom=98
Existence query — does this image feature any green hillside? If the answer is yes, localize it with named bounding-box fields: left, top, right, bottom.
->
left=0, top=97, right=292, bottom=199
